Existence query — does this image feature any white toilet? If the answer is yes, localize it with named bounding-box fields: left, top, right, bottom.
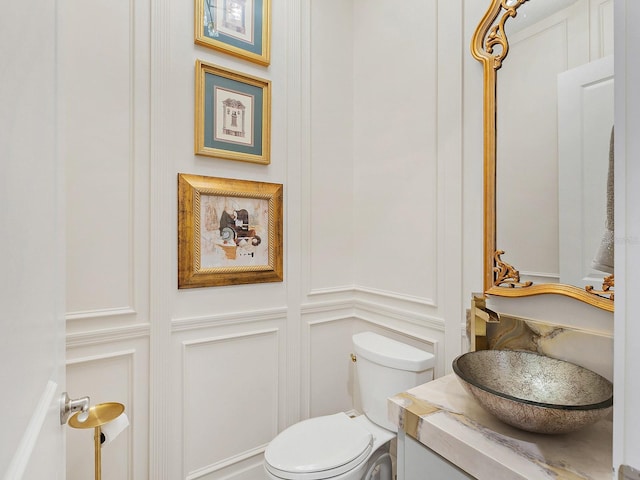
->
left=264, top=331, right=435, bottom=480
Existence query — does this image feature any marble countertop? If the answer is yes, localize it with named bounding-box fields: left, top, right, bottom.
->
left=388, top=374, right=613, bottom=480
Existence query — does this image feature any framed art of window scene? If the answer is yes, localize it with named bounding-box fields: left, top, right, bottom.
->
left=194, top=0, right=271, bottom=66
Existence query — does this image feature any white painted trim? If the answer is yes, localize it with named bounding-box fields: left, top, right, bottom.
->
left=354, top=286, right=436, bottom=308
left=303, top=294, right=446, bottom=331
left=301, top=300, right=354, bottom=316
left=66, top=324, right=150, bottom=347
left=306, top=314, right=355, bottom=326
left=65, top=306, right=137, bottom=321
left=3, top=381, right=58, bottom=480
left=185, top=445, right=266, bottom=480
left=307, top=285, right=357, bottom=297
left=148, top=0, right=173, bottom=474
left=181, top=329, right=280, bottom=478
left=308, top=285, right=437, bottom=308
left=613, top=0, right=640, bottom=473
left=612, top=0, right=627, bottom=471
left=66, top=348, right=137, bottom=366
left=437, top=0, right=465, bottom=374
left=286, top=0, right=305, bottom=432
left=181, top=328, right=280, bottom=347
left=171, top=307, right=288, bottom=332
left=301, top=316, right=353, bottom=420
left=354, top=299, right=446, bottom=332
left=353, top=321, right=440, bottom=355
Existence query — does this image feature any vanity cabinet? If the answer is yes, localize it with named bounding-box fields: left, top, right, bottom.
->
left=397, top=430, right=473, bottom=480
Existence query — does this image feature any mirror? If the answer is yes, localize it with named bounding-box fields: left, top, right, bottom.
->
left=472, top=0, right=614, bottom=311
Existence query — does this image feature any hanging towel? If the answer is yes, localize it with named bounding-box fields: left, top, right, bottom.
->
left=591, top=126, right=614, bottom=274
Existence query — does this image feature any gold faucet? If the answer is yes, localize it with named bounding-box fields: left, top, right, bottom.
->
left=471, top=294, right=500, bottom=351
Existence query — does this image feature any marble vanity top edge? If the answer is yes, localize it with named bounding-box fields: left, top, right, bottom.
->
left=388, top=374, right=614, bottom=480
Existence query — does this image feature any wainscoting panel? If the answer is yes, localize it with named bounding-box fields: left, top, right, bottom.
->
left=180, top=326, right=282, bottom=479
left=62, top=0, right=150, bottom=327
left=307, top=317, right=356, bottom=418
left=302, top=294, right=443, bottom=421
left=66, top=337, right=149, bottom=480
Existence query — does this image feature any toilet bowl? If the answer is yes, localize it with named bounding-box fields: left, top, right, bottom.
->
left=264, top=332, right=435, bottom=480
left=264, top=412, right=394, bottom=480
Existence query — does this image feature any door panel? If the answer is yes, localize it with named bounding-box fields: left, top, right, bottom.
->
left=0, top=1, right=66, bottom=478
left=558, top=55, right=615, bottom=287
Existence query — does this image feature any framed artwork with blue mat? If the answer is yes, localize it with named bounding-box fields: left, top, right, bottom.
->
left=195, top=60, right=271, bottom=164
left=195, top=0, right=271, bottom=66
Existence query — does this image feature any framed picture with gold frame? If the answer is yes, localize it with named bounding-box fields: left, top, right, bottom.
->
left=178, top=173, right=283, bottom=288
left=195, top=60, right=271, bottom=164
left=194, top=0, right=271, bottom=66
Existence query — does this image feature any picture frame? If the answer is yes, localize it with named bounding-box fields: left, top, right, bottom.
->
left=194, top=0, right=271, bottom=66
left=178, top=173, right=283, bottom=288
left=195, top=60, right=271, bottom=165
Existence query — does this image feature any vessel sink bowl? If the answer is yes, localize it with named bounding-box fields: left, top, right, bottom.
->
left=452, top=350, right=613, bottom=434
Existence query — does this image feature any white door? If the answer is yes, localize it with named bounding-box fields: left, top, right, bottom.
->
left=0, top=1, right=66, bottom=479
left=557, top=55, right=615, bottom=288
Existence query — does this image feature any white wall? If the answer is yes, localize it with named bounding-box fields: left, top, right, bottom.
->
left=61, top=0, right=151, bottom=475
left=61, top=0, right=637, bottom=478
left=63, top=0, right=465, bottom=479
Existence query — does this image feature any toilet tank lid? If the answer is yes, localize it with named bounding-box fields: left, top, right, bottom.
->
left=353, top=332, right=435, bottom=371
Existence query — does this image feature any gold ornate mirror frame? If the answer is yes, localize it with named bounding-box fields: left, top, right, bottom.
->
left=471, top=0, right=614, bottom=312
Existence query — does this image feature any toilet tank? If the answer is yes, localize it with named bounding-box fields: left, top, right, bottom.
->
left=352, top=332, right=435, bottom=432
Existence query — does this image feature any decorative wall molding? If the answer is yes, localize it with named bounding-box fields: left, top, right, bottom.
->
left=302, top=285, right=444, bottom=332
left=66, top=324, right=150, bottom=347
left=182, top=329, right=280, bottom=477
left=354, top=320, right=440, bottom=356
left=66, top=348, right=138, bottom=480
left=172, top=307, right=288, bottom=332
left=66, top=306, right=137, bottom=322
left=302, top=301, right=444, bottom=333
left=181, top=327, right=280, bottom=347
left=285, top=0, right=306, bottom=432
left=66, top=348, right=137, bottom=366
left=353, top=286, right=436, bottom=307
left=186, top=446, right=266, bottom=480
left=148, top=0, right=173, bottom=473
left=354, top=299, right=445, bottom=333
left=308, top=285, right=436, bottom=308
left=307, top=285, right=358, bottom=297
left=301, top=299, right=354, bottom=317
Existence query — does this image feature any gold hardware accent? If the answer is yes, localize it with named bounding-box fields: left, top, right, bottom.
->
left=471, top=295, right=500, bottom=351
left=493, top=251, right=532, bottom=288
left=350, top=353, right=357, bottom=363
left=586, top=274, right=615, bottom=301
left=68, top=402, right=125, bottom=480
left=471, top=0, right=614, bottom=312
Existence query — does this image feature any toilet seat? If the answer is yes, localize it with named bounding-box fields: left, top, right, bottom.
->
left=264, top=412, right=373, bottom=480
